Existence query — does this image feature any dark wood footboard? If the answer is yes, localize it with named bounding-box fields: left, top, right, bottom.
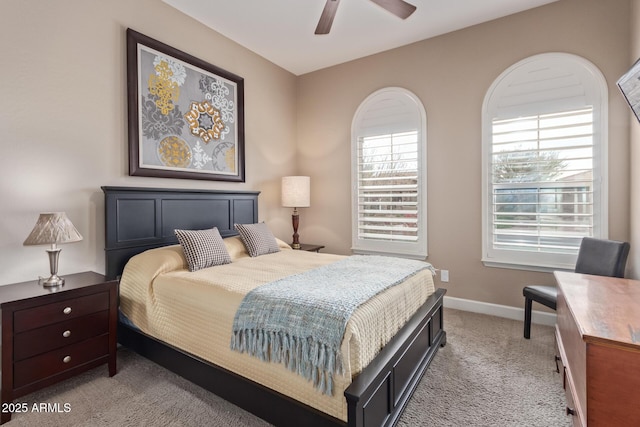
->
left=345, top=288, right=446, bottom=427
left=117, top=288, right=445, bottom=427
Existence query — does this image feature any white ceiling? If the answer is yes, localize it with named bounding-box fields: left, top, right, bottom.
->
left=162, top=0, right=559, bottom=76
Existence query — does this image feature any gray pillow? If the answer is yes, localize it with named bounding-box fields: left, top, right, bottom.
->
left=174, top=227, right=232, bottom=272
left=234, top=222, right=280, bottom=257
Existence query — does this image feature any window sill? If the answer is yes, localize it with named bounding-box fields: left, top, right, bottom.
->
left=352, top=247, right=428, bottom=261
left=482, top=259, right=574, bottom=274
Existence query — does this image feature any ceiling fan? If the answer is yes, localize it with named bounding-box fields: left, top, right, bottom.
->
left=315, top=0, right=417, bottom=35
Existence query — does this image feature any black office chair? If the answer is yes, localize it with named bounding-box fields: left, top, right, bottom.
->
left=523, top=237, right=630, bottom=339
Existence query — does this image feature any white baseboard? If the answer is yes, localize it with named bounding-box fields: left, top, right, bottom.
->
left=443, top=295, right=556, bottom=327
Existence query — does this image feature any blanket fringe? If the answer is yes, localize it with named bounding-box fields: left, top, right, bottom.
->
left=231, top=329, right=342, bottom=395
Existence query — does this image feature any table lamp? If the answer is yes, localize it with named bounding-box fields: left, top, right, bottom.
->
left=23, top=212, right=83, bottom=287
left=281, top=176, right=310, bottom=249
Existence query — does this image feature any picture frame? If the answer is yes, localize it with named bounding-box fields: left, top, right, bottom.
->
left=617, top=57, right=640, bottom=124
left=126, top=28, right=245, bottom=182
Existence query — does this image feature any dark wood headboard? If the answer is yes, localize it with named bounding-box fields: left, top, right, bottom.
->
left=102, top=186, right=259, bottom=280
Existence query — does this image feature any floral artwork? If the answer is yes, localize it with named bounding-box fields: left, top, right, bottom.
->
left=127, top=29, right=245, bottom=181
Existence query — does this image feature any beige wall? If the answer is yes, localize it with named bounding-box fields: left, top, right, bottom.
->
left=630, top=0, right=640, bottom=279
left=0, top=0, right=298, bottom=285
left=296, top=0, right=632, bottom=308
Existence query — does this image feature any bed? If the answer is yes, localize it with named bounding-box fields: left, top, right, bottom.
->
left=103, top=186, right=446, bottom=427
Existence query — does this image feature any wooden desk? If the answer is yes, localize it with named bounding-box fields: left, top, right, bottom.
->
left=555, top=271, right=640, bottom=427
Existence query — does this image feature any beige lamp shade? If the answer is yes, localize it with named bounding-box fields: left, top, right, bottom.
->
left=23, top=212, right=83, bottom=288
left=281, top=176, right=311, bottom=208
left=23, top=212, right=83, bottom=246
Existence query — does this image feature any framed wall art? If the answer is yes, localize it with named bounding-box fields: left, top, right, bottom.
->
left=126, top=28, right=245, bottom=181
left=617, top=57, right=640, bottom=124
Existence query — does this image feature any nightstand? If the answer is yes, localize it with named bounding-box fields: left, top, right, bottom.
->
left=0, top=271, right=117, bottom=424
left=296, top=244, right=325, bottom=252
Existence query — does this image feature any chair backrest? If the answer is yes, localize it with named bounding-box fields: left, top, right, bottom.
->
left=574, top=237, right=630, bottom=278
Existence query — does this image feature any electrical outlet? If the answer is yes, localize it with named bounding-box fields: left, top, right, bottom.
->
left=440, top=269, right=449, bottom=282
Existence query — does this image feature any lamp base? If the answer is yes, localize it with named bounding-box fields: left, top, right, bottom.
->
left=290, top=209, right=301, bottom=250
left=39, top=274, right=65, bottom=288
left=41, top=247, right=65, bottom=287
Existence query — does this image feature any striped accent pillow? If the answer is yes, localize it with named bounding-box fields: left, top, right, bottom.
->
left=174, top=227, right=232, bottom=272
left=234, top=222, right=280, bottom=257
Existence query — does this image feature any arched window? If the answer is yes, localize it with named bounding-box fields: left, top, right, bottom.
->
left=482, top=53, right=608, bottom=271
left=351, top=87, right=427, bottom=258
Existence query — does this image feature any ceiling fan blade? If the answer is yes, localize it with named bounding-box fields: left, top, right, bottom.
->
left=315, top=0, right=340, bottom=35
left=369, top=0, right=416, bottom=19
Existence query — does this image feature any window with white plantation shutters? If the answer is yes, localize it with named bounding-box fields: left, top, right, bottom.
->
left=352, top=88, right=427, bottom=258
left=357, top=131, right=419, bottom=242
left=482, top=53, right=608, bottom=271
left=491, top=108, right=594, bottom=254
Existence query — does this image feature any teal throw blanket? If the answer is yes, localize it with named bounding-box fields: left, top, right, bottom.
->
left=230, top=255, right=434, bottom=395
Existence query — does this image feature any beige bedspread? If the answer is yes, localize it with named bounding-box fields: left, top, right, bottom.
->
left=119, top=236, right=435, bottom=421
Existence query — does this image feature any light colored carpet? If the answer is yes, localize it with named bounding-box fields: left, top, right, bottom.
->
left=10, top=309, right=570, bottom=426
left=398, top=309, right=570, bottom=427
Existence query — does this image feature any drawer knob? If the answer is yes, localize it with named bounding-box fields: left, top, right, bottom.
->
left=62, top=330, right=71, bottom=338
left=62, top=356, right=71, bottom=364
left=63, top=307, right=72, bottom=315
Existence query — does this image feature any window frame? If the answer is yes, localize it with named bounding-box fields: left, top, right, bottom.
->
left=481, top=53, right=609, bottom=272
left=351, top=87, right=428, bottom=259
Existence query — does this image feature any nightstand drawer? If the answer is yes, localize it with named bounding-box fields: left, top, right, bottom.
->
left=14, top=292, right=108, bottom=333
left=13, top=334, right=109, bottom=389
left=14, top=310, right=109, bottom=361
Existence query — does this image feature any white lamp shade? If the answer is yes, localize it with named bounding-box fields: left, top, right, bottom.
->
left=23, top=212, right=83, bottom=246
left=281, top=176, right=310, bottom=208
